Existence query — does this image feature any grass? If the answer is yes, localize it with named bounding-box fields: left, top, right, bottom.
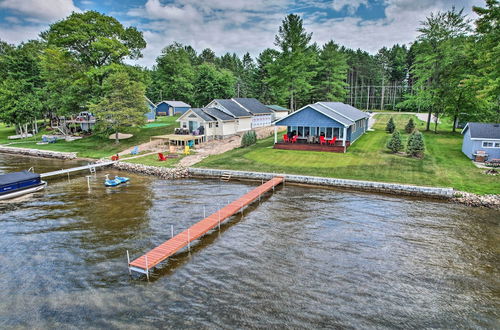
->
left=196, top=114, right=500, bottom=194
left=0, top=116, right=179, bottom=159
left=122, top=153, right=185, bottom=167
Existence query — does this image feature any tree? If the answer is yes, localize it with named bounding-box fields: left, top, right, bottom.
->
left=199, top=48, right=216, bottom=64
left=387, top=130, right=403, bottom=153
left=386, top=117, right=395, bottom=133
left=88, top=71, right=147, bottom=143
left=268, top=14, right=316, bottom=111
left=255, top=48, right=281, bottom=105
left=193, top=63, right=236, bottom=107
left=313, top=41, right=348, bottom=101
left=405, top=118, right=415, bottom=133
left=407, top=131, right=425, bottom=157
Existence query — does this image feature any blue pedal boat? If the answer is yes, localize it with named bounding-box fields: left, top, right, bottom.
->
left=104, top=174, right=130, bottom=187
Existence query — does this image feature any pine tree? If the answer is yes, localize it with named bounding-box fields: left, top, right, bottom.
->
left=407, top=131, right=425, bottom=157
left=405, top=118, right=415, bottom=133
left=386, top=117, right=395, bottom=133
left=387, top=130, right=403, bottom=153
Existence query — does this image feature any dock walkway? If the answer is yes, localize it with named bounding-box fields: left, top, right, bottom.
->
left=40, top=161, right=115, bottom=178
left=128, top=176, right=284, bottom=278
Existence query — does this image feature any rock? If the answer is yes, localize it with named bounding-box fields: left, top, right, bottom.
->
left=0, top=146, right=77, bottom=159
left=112, top=162, right=189, bottom=179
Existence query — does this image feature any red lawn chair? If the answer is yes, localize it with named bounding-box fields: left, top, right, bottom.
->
left=291, top=135, right=298, bottom=143
left=319, top=136, right=326, bottom=145
left=328, top=136, right=337, bottom=146
left=158, top=152, right=167, bottom=161
left=283, top=134, right=289, bottom=143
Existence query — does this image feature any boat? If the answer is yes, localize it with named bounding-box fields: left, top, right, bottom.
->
left=0, top=171, right=47, bottom=200
left=114, top=176, right=129, bottom=184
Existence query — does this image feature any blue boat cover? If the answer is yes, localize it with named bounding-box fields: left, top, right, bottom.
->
left=0, top=171, right=40, bottom=186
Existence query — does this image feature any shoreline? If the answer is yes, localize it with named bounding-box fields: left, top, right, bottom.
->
left=2, top=149, right=498, bottom=209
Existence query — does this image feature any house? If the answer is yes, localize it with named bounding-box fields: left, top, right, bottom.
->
left=461, top=122, right=500, bottom=161
left=273, top=102, right=369, bottom=153
left=156, top=100, right=191, bottom=116
left=145, top=97, right=156, bottom=122
left=206, top=98, right=274, bottom=129
left=177, top=107, right=239, bottom=140
left=266, top=104, right=289, bottom=121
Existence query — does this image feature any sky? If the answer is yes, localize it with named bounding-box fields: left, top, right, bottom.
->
left=0, top=0, right=485, bottom=67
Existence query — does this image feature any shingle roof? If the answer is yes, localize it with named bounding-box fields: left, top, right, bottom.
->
left=463, top=122, right=500, bottom=139
left=312, top=103, right=354, bottom=126
left=202, top=107, right=235, bottom=121
left=214, top=99, right=251, bottom=117
left=317, top=102, right=369, bottom=122
left=232, top=98, right=273, bottom=114
left=267, top=104, right=289, bottom=112
left=157, top=100, right=191, bottom=108
left=191, top=108, right=216, bottom=122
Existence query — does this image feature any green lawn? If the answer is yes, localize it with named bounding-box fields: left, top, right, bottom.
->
left=196, top=114, right=500, bottom=194
left=0, top=116, right=179, bottom=159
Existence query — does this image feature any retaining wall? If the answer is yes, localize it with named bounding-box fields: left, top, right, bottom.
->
left=188, top=168, right=455, bottom=198
left=0, top=146, right=77, bottom=159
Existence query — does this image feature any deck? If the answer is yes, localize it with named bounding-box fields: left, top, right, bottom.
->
left=128, top=176, right=284, bottom=279
left=274, top=141, right=350, bottom=153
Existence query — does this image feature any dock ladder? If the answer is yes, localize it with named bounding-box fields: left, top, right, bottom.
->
left=220, top=171, right=232, bottom=182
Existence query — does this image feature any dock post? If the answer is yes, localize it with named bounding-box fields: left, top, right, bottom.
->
left=145, top=255, right=149, bottom=281
left=171, top=225, right=174, bottom=238
left=187, top=229, right=191, bottom=252
left=203, top=205, right=206, bottom=218
left=86, top=176, right=91, bottom=189
left=67, top=171, right=70, bottom=182
left=126, top=250, right=131, bottom=275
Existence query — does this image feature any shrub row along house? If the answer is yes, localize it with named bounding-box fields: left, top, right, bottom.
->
left=273, top=102, right=369, bottom=153
left=176, top=98, right=282, bottom=140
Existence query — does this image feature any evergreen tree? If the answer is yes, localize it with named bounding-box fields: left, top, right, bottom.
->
left=405, top=118, right=415, bottom=133
left=386, top=117, right=395, bottom=133
left=255, top=48, right=280, bottom=105
left=387, top=130, right=403, bottom=153
left=313, top=41, right=348, bottom=101
left=89, top=71, right=147, bottom=143
left=268, top=14, right=316, bottom=111
left=407, top=131, right=425, bottom=157
left=193, top=63, right=236, bottom=107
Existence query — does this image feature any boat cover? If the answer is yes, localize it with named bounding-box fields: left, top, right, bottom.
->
left=0, top=171, right=41, bottom=186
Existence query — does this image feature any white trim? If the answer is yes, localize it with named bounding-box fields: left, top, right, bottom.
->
left=481, top=141, right=500, bottom=148
left=176, top=109, right=214, bottom=123
left=471, top=138, right=500, bottom=141
left=275, top=104, right=351, bottom=127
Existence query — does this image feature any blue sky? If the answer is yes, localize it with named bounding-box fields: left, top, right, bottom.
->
left=0, top=0, right=484, bottom=67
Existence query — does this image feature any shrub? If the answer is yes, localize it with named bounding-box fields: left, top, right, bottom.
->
left=405, top=118, right=415, bottom=133
left=387, top=130, right=403, bottom=153
left=407, top=131, right=425, bottom=158
left=241, top=130, right=257, bottom=147
left=386, top=117, right=395, bottom=133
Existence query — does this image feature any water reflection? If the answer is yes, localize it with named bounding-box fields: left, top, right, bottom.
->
left=0, top=153, right=499, bottom=328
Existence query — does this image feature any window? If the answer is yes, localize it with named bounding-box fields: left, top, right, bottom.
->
left=353, top=121, right=357, bottom=132
left=326, top=127, right=333, bottom=139
left=482, top=141, right=500, bottom=148
left=209, top=123, right=213, bottom=128
left=298, top=126, right=304, bottom=137
left=215, top=122, right=219, bottom=128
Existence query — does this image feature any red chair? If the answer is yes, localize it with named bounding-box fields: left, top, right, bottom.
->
left=158, top=152, right=167, bottom=161
left=328, top=136, right=337, bottom=146
left=319, top=136, right=326, bottom=145
left=291, top=135, right=298, bottom=143
left=111, top=154, right=119, bottom=161
left=283, top=134, right=289, bottom=143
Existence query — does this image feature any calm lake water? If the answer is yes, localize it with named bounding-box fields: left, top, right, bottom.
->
left=0, top=153, right=499, bottom=328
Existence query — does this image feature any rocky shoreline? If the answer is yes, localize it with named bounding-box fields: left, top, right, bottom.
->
left=112, top=161, right=189, bottom=179
left=0, top=146, right=77, bottom=159
left=452, top=191, right=500, bottom=208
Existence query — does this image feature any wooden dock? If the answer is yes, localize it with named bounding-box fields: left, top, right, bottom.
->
left=128, top=176, right=284, bottom=278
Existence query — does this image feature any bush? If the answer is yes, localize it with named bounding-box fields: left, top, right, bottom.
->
left=407, top=131, right=425, bottom=158
left=387, top=130, right=403, bottom=153
left=241, top=130, right=257, bottom=147
left=386, top=117, right=395, bottom=133
left=405, top=118, right=415, bottom=133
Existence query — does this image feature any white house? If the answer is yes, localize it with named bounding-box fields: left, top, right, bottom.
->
left=177, top=108, right=239, bottom=140
left=206, top=98, right=273, bottom=129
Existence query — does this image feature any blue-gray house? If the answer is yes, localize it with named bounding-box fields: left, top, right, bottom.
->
left=156, top=100, right=191, bottom=116
left=461, top=122, right=500, bottom=161
left=273, top=102, right=369, bottom=153
left=145, top=97, right=156, bottom=122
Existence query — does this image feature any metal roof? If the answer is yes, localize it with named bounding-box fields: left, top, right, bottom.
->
left=462, top=122, right=500, bottom=139
left=201, top=107, right=235, bottom=121
left=156, top=100, right=191, bottom=108
left=310, top=103, right=354, bottom=126
left=317, top=102, right=369, bottom=122
left=213, top=99, right=251, bottom=118
left=232, top=98, right=273, bottom=114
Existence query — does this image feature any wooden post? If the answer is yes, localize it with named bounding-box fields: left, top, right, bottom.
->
left=145, top=255, right=149, bottom=281
left=187, top=229, right=191, bottom=252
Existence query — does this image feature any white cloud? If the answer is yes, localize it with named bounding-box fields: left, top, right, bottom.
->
left=332, top=0, right=369, bottom=14
left=0, top=0, right=80, bottom=23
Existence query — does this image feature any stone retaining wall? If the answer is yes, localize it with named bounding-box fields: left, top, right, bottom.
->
left=113, top=162, right=188, bottom=179
left=188, top=168, right=455, bottom=198
left=0, top=146, right=77, bottom=159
